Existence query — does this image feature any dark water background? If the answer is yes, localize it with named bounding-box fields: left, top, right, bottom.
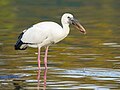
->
left=0, top=0, right=120, bottom=90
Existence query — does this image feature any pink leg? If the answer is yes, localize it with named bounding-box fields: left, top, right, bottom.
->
left=43, top=69, right=47, bottom=90
left=38, top=47, right=41, bottom=70
left=44, top=46, right=49, bottom=69
left=37, top=69, right=41, bottom=89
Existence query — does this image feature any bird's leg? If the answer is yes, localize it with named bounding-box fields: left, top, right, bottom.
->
left=37, top=69, right=41, bottom=89
left=44, top=46, right=49, bottom=69
left=43, top=69, right=47, bottom=90
left=38, top=47, right=41, bottom=70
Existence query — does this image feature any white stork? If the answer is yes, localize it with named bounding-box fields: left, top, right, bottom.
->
left=15, top=13, right=86, bottom=69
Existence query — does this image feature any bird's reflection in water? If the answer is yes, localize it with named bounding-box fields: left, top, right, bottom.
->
left=37, top=69, right=41, bottom=90
left=43, top=69, right=47, bottom=89
left=37, top=69, right=47, bottom=90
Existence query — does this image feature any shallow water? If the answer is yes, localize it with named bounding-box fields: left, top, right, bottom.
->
left=0, top=0, right=120, bottom=90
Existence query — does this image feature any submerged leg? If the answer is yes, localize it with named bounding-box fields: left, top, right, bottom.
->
left=44, top=46, right=49, bottom=69
left=43, top=69, right=47, bottom=90
left=37, top=69, right=41, bottom=89
left=38, top=47, right=41, bottom=70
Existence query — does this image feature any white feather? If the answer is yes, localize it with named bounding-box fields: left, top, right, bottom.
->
left=21, top=13, right=73, bottom=48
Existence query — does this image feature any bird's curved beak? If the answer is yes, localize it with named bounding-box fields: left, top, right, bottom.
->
left=71, top=18, right=86, bottom=34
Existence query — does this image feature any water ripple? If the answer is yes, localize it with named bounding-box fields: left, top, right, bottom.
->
left=0, top=73, right=31, bottom=80
left=102, top=43, right=120, bottom=47
left=59, top=68, right=120, bottom=78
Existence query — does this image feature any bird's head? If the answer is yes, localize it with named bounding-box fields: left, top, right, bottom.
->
left=61, top=13, right=86, bottom=34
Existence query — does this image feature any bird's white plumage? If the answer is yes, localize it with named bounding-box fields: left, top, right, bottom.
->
left=21, top=13, right=73, bottom=48
left=15, top=13, right=86, bottom=69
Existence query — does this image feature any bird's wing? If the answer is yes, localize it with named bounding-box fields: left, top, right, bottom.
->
left=21, top=23, right=50, bottom=44
left=21, top=22, right=62, bottom=44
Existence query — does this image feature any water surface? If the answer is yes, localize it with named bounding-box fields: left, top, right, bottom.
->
left=0, top=0, right=120, bottom=90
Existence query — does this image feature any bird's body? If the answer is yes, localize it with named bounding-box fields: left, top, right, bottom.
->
left=15, top=13, right=86, bottom=69
left=21, top=21, right=69, bottom=48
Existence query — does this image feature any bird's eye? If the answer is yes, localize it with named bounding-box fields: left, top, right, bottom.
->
left=67, top=16, right=70, bottom=19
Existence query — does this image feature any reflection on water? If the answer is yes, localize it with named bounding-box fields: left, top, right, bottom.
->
left=59, top=68, right=120, bottom=78
left=37, top=69, right=47, bottom=90
left=0, top=0, right=120, bottom=89
left=0, top=67, right=120, bottom=89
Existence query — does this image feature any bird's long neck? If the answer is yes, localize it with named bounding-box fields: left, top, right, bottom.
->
left=62, top=23, right=70, bottom=37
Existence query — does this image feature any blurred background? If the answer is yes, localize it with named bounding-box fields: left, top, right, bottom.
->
left=0, top=0, right=120, bottom=90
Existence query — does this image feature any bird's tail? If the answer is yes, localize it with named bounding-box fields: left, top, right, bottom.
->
left=14, top=30, right=28, bottom=50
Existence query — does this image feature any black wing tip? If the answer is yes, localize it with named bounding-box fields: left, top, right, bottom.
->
left=14, top=40, right=28, bottom=50
left=15, top=30, right=28, bottom=50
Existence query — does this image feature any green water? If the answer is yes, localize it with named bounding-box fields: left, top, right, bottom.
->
left=0, top=0, right=120, bottom=90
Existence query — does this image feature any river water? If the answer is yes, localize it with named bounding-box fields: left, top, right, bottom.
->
left=0, top=0, right=120, bottom=90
